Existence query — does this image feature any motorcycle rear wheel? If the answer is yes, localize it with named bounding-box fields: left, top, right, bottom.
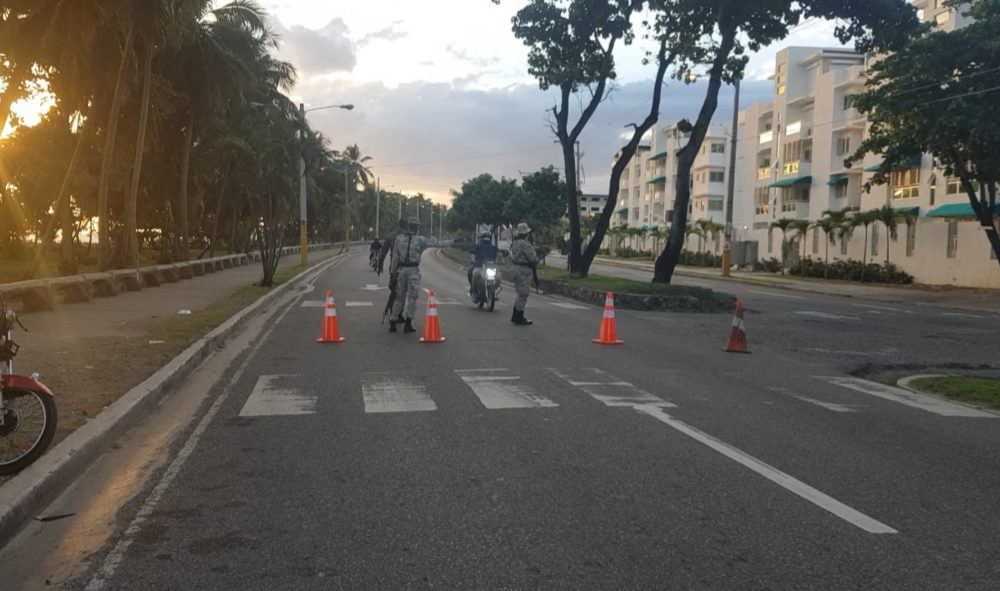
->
left=0, top=388, right=57, bottom=475
left=487, top=285, right=496, bottom=312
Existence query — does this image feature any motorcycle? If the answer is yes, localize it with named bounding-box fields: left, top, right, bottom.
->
left=0, top=299, right=57, bottom=475
left=470, top=262, right=502, bottom=312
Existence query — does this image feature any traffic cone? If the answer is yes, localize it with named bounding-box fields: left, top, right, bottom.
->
left=317, top=290, right=345, bottom=343
left=592, top=292, right=624, bottom=345
left=724, top=299, right=750, bottom=353
left=419, top=289, right=446, bottom=343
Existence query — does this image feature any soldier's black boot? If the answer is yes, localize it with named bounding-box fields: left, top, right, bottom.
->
left=389, top=321, right=397, bottom=333
left=403, top=318, right=416, bottom=333
left=511, top=309, right=518, bottom=323
left=517, top=310, right=533, bottom=325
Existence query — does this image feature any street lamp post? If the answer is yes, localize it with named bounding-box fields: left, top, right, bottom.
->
left=298, top=101, right=353, bottom=264
left=722, top=78, right=740, bottom=277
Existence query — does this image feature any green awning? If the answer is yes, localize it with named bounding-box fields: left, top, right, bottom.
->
left=647, top=175, right=667, bottom=184
left=864, top=155, right=922, bottom=172
left=648, top=151, right=668, bottom=161
left=827, top=174, right=848, bottom=186
left=769, top=175, right=812, bottom=188
left=893, top=206, right=919, bottom=216
left=927, top=202, right=1000, bottom=218
left=615, top=207, right=628, bottom=214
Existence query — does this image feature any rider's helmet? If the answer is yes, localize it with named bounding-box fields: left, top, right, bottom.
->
left=479, top=232, right=492, bottom=243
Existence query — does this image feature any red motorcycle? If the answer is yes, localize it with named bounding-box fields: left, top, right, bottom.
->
left=0, top=299, right=57, bottom=475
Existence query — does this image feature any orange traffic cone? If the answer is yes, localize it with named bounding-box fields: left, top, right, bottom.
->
left=317, top=290, right=345, bottom=343
left=724, top=299, right=750, bottom=353
left=592, top=292, right=624, bottom=345
left=419, top=289, right=446, bottom=343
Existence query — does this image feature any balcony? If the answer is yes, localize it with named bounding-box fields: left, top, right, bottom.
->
left=783, top=161, right=800, bottom=175
left=759, top=130, right=774, bottom=144
left=755, top=204, right=770, bottom=215
left=757, top=168, right=772, bottom=180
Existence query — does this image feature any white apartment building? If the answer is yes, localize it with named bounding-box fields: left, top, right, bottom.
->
left=610, top=121, right=731, bottom=252
left=733, top=34, right=1000, bottom=287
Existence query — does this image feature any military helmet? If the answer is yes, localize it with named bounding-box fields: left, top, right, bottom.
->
left=407, top=216, right=421, bottom=231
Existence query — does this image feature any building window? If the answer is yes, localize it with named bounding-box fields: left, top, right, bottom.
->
left=711, top=142, right=725, bottom=154
left=946, top=178, right=962, bottom=195
left=836, top=137, right=851, bottom=156
left=782, top=197, right=796, bottom=212
left=946, top=220, right=958, bottom=258
left=929, top=185, right=936, bottom=206
left=754, top=187, right=770, bottom=215
left=891, top=167, right=920, bottom=200
left=906, top=222, right=916, bottom=257
left=709, top=171, right=725, bottom=183
left=833, top=184, right=848, bottom=199
left=871, top=225, right=879, bottom=257
left=708, top=200, right=723, bottom=211
left=842, top=94, right=854, bottom=110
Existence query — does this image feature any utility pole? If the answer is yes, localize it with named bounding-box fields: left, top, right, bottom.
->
left=298, top=103, right=308, bottom=266
left=722, top=78, right=740, bottom=277
left=375, top=177, right=380, bottom=237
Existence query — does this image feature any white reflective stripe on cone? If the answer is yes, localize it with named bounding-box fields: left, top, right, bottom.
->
left=427, top=308, right=438, bottom=317
left=603, top=310, right=615, bottom=318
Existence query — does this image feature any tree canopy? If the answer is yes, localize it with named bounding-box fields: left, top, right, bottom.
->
left=851, top=0, right=1000, bottom=266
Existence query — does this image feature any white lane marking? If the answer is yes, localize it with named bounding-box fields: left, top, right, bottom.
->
left=435, top=298, right=463, bottom=305
left=794, top=396, right=858, bottom=413
left=749, top=290, right=807, bottom=300
left=345, top=301, right=373, bottom=307
left=551, top=302, right=589, bottom=310
left=795, top=311, right=861, bottom=321
left=634, top=405, right=897, bottom=534
left=300, top=301, right=325, bottom=307
left=361, top=373, right=436, bottom=413
left=361, top=284, right=386, bottom=291
left=456, top=369, right=558, bottom=409
left=239, top=375, right=316, bottom=417
left=851, top=303, right=906, bottom=313
left=941, top=312, right=984, bottom=319
left=548, top=368, right=675, bottom=407
left=819, top=377, right=997, bottom=418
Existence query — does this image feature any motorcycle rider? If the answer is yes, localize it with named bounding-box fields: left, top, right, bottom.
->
left=369, top=237, right=381, bottom=270
left=468, top=232, right=499, bottom=297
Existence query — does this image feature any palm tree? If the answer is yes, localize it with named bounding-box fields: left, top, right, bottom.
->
left=684, top=224, right=704, bottom=263
left=850, top=209, right=880, bottom=281
left=788, top=218, right=811, bottom=265
left=769, top=217, right=796, bottom=271
left=872, top=204, right=901, bottom=267
left=813, top=215, right=839, bottom=277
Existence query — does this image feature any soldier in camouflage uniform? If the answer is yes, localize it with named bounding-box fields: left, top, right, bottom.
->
left=376, top=218, right=407, bottom=276
left=389, top=217, right=435, bottom=333
left=509, top=222, right=538, bottom=325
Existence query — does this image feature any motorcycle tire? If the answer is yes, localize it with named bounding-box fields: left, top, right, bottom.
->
left=487, top=285, right=496, bottom=312
left=0, top=388, right=57, bottom=475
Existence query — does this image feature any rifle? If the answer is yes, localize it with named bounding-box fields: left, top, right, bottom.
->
left=381, top=271, right=398, bottom=324
left=530, top=264, right=542, bottom=295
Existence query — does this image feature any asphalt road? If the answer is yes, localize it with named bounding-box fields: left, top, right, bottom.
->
left=6, top=249, right=1000, bottom=590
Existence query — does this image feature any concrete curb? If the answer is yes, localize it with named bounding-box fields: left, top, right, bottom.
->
left=0, top=254, right=344, bottom=545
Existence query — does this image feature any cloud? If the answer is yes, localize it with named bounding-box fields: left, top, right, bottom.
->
left=274, top=18, right=356, bottom=75
left=446, top=43, right=501, bottom=68
left=356, top=21, right=408, bottom=48
left=291, top=75, right=775, bottom=204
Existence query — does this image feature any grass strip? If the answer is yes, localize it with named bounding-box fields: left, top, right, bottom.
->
left=908, top=376, right=1000, bottom=410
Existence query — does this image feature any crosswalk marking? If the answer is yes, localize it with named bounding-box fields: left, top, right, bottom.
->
left=795, top=396, right=858, bottom=413
left=361, top=373, right=437, bottom=413
left=795, top=311, right=861, bottom=321
left=548, top=368, right=675, bottom=407
left=300, top=301, right=325, bottom=308
left=456, top=369, right=558, bottom=409
left=239, top=375, right=316, bottom=417
left=818, top=376, right=997, bottom=418
left=345, top=301, right=373, bottom=307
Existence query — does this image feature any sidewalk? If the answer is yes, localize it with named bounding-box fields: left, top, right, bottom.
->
left=548, top=254, right=999, bottom=315
left=0, top=249, right=342, bottom=542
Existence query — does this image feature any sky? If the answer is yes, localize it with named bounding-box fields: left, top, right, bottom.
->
left=261, top=1, right=849, bottom=205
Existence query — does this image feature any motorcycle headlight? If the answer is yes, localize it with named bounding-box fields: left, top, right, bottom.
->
left=485, top=268, right=497, bottom=279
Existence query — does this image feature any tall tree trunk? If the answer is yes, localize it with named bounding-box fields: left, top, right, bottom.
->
left=24, top=120, right=90, bottom=279
left=208, top=159, right=233, bottom=258
left=97, top=24, right=135, bottom=271
left=120, top=39, right=155, bottom=268
left=177, top=108, right=194, bottom=261
left=654, top=16, right=737, bottom=283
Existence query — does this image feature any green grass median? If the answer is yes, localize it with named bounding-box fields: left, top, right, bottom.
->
left=908, top=376, right=1000, bottom=410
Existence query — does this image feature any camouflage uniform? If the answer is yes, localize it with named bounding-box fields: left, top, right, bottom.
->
left=390, top=230, right=435, bottom=322
left=509, top=236, right=538, bottom=313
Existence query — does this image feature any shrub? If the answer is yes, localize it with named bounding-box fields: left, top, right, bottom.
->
left=789, top=258, right=913, bottom=284
left=753, top=257, right=782, bottom=273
